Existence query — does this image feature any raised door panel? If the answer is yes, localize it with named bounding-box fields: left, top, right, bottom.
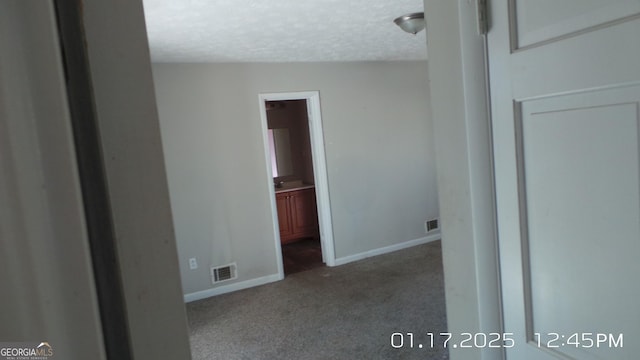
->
left=275, top=193, right=293, bottom=241
left=513, top=0, right=640, bottom=49
left=518, top=87, right=640, bottom=359
left=290, top=188, right=319, bottom=237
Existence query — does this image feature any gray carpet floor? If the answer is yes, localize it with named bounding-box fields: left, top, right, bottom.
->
left=187, top=240, right=448, bottom=360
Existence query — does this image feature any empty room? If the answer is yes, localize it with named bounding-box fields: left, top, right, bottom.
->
left=2, top=1, right=638, bottom=359
left=144, top=0, right=445, bottom=358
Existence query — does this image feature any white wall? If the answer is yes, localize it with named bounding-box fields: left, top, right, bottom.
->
left=152, top=62, right=439, bottom=296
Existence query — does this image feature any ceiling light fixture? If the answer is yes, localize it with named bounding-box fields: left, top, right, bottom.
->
left=393, top=12, right=425, bottom=35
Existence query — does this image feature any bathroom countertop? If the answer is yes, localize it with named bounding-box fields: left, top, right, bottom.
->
left=275, top=184, right=315, bottom=194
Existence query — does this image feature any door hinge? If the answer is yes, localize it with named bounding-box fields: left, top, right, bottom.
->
left=477, top=0, right=488, bottom=35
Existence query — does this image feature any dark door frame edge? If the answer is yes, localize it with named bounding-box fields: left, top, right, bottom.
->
left=52, top=2, right=133, bottom=359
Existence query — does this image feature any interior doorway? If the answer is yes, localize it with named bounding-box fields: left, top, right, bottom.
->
left=258, top=91, right=335, bottom=278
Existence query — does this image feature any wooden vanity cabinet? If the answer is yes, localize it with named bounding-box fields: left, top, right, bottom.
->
left=275, top=187, right=319, bottom=244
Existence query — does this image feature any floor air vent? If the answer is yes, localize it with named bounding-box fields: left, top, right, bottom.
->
left=211, top=263, right=237, bottom=284
left=426, top=218, right=439, bottom=232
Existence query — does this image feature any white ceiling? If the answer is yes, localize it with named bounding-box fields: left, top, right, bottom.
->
left=142, top=0, right=427, bottom=63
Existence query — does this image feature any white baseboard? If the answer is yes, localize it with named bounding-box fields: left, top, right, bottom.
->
left=184, top=273, right=282, bottom=303
left=184, top=234, right=441, bottom=302
left=332, top=233, right=441, bottom=267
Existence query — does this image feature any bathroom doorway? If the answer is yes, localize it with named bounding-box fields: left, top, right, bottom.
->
left=258, top=91, right=335, bottom=277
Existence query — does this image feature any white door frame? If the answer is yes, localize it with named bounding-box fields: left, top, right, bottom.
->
left=424, top=1, right=503, bottom=359
left=258, top=91, right=336, bottom=279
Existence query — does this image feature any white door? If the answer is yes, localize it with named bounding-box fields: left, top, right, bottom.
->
left=0, top=1, right=106, bottom=358
left=488, top=1, right=640, bottom=359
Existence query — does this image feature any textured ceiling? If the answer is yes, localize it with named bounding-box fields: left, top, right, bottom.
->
left=142, top=0, right=427, bottom=63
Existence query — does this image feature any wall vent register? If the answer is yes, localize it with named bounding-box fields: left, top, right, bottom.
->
left=426, top=218, right=439, bottom=232
left=211, top=263, right=237, bottom=284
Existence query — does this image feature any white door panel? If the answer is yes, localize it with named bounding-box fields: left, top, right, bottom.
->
left=489, top=0, right=640, bottom=359
left=511, top=16, right=640, bottom=100
left=514, top=0, right=640, bottom=48
left=519, top=87, right=640, bottom=360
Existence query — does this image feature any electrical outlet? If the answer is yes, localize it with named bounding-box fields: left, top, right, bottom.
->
left=189, top=257, right=198, bottom=270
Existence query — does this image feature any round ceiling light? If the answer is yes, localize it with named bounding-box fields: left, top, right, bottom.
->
left=393, top=12, right=425, bottom=35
